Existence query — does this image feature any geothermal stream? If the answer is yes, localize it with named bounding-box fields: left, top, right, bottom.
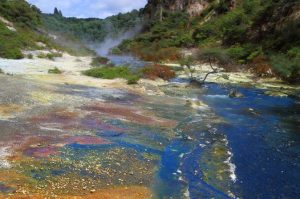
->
left=0, top=53, right=299, bottom=198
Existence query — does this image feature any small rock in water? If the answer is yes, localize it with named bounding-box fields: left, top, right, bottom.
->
left=229, top=89, right=244, bottom=98
left=188, top=79, right=203, bottom=88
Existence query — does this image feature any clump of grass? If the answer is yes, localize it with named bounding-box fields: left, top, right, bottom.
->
left=48, top=67, right=62, bottom=74
left=0, top=68, right=4, bottom=74
left=27, top=54, right=33, bottom=59
left=38, top=52, right=63, bottom=60
left=83, top=66, right=140, bottom=85
left=37, top=53, right=47, bottom=59
left=91, top=56, right=110, bottom=67
left=127, top=76, right=140, bottom=84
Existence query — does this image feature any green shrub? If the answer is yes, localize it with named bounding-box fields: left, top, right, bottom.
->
left=48, top=67, right=62, bottom=74
left=83, top=66, right=140, bottom=82
left=193, top=8, right=249, bottom=45
left=110, top=47, right=122, bottom=55
left=179, top=56, right=196, bottom=68
left=247, top=50, right=263, bottom=62
left=214, top=0, right=230, bottom=14
left=0, top=0, right=41, bottom=28
left=0, top=22, right=24, bottom=59
left=270, top=53, right=300, bottom=82
left=37, top=53, right=47, bottom=59
left=118, top=39, right=134, bottom=52
left=193, top=24, right=217, bottom=43
left=198, top=48, right=231, bottom=66
left=91, top=56, right=110, bottom=66
left=227, top=46, right=248, bottom=61
left=287, top=47, right=300, bottom=59
left=127, top=76, right=140, bottom=85
left=27, top=54, right=33, bottom=59
left=48, top=52, right=62, bottom=60
left=0, top=45, right=24, bottom=59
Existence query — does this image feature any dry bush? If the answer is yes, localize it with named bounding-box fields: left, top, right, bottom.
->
left=132, top=46, right=181, bottom=62
left=249, top=55, right=274, bottom=77
left=142, top=64, right=176, bottom=80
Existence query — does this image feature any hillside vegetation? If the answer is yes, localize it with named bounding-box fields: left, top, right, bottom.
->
left=42, top=9, right=142, bottom=43
left=118, top=0, right=300, bottom=83
left=0, top=0, right=40, bottom=58
left=0, top=0, right=61, bottom=59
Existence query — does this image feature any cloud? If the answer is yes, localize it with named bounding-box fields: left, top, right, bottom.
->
left=26, top=0, right=147, bottom=18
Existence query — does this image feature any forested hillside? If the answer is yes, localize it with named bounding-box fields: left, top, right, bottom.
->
left=42, top=9, right=142, bottom=42
left=0, top=1, right=142, bottom=59
left=1, top=0, right=299, bottom=83
left=118, top=0, right=300, bottom=83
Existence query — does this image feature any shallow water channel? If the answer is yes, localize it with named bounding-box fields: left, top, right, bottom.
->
left=0, top=56, right=299, bottom=198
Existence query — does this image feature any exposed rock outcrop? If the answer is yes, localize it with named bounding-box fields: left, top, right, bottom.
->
left=0, top=16, right=16, bottom=32
left=144, top=0, right=210, bottom=19
left=144, top=0, right=236, bottom=20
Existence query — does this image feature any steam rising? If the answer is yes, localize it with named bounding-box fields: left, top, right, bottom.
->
left=89, top=25, right=142, bottom=56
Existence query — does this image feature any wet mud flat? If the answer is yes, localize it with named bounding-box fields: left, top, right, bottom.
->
left=0, top=74, right=299, bottom=198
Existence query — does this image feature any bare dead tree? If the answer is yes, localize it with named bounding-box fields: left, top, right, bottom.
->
left=180, top=49, right=230, bottom=85
left=201, top=58, right=218, bottom=83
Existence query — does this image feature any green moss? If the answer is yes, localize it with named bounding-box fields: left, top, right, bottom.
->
left=48, top=67, right=62, bottom=74
left=199, top=141, right=232, bottom=193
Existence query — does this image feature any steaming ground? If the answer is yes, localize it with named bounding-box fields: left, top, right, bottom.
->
left=89, top=25, right=143, bottom=56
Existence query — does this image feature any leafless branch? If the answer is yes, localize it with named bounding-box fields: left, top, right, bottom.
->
left=201, top=58, right=218, bottom=83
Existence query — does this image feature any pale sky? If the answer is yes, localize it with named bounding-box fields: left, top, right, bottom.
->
left=26, top=0, right=147, bottom=19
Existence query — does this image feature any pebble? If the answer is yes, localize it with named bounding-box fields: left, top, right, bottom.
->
left=90, top=189, right=96, bottom=193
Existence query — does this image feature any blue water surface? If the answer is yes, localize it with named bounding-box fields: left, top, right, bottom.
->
left=199, top=83, right=300, bottom=198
